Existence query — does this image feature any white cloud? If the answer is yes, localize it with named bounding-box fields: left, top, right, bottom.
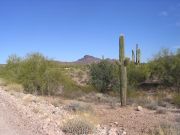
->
left=159, top=11, right=168, bottom=16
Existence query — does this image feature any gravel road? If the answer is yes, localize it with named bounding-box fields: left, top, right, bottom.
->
left=0, top=96, right=29, bottom=135
left=0, top=88, right=45, bottom=135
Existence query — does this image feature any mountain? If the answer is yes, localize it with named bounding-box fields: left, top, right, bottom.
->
left=75, top=55, right=101, bottom=64
left=54, top=55, right=117, bottom=65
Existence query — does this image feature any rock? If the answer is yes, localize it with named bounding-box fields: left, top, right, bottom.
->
left=114, top=122, right=118, bottom=126
left=137, top=106, right=143, bottom=111
left=108, top=127, right=118, bottom=135
left=122, top=131, right=127, bottom=135
left=95, top=126, right=108, bottom=135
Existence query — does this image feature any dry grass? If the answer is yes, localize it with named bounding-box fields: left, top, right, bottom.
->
left=150, top=123, right=180, bottom=135
left=156, top=108, right=167, bottom=114
left=129, top=96, right=158, bottom=110
left=0, top=78, right=8, bottom=86
left=175, top=117, right=180, bottom=123
left=22, top=94, right=38, bottom=105
left=145, top=101, right=158, bottom=110
left=64, top=101, right=94, bottom=113
left=51, top=99, right=63, bottom=107
left=5, top=83, right=24, bottom=92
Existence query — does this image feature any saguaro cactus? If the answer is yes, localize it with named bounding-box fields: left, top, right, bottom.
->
left=137, top=48, right=141, bottom=64
left=136, top=44, right=138, bottom=64
left=136, top=44, right=141, bottom=64
left=132, top=50, right=135, bottom=63
left=119, top=35, right=127, bottom=106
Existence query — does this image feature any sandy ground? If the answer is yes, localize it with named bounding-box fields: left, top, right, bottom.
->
left=0, top=85, right=179, bottom=135
left=95, top=104, right=179, bottom=135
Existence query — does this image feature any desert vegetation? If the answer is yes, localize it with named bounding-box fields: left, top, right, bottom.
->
left=0, top=53, right=90, bottom=97
left=0, top=36, right=179, bottom=135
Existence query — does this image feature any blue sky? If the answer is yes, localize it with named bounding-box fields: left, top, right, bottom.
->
left=0, top=0, right=180, bottom=63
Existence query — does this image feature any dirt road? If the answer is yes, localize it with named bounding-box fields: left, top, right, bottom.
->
left=0, top=88, right=47, bottom=135
left=0, top=95, right=31, bottom=135
left=0, top=86, right=66, bottom=135
left=0, top=101, right=18, bottom=135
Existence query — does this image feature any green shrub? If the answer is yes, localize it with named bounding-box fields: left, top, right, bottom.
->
left=127, top=63, right=150, bottom=87
left=0, top=78, right=8, bottom=86
left=149, top=48, right=180, bottom=91
left=89, top=60, right=119, bottom=93
left=0, top=53, right=82, bottom=96
left=17, top=53, right=63, bottom=95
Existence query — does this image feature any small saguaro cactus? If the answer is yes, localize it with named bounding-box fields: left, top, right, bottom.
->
left=136, top=44, right=141, bottom=64
left=137, top=48, right=141, bottom=64
left=132, top=50, right=135, bottom=63
left=119, top=35, right=127, bottom=106
left=136, top=44, right=138, bottom=64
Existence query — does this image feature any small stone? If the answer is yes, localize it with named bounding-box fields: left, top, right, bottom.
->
left=122, top=131, right=127, bottom=135
left=114, top=122, right=118, bottom=126
left=108, top=127, right=118, bottom=135
left=137, top=106, right=143, bottom=111
left=96, top=124, right=101, bottom=128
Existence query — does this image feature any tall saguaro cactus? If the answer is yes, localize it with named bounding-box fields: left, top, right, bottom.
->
left=119, top=35, right=127, bottom=106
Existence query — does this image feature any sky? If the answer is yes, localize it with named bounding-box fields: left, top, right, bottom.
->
left=0, top=0, right=180, bottom=63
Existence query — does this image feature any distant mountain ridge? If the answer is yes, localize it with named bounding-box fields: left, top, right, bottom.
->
left=75, top=55, right=101, bottom=64
left=55, top=55, right=117, bottom=65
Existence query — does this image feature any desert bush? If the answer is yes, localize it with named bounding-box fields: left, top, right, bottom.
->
left=128, top=95, right=159, bottom=110
left=17, top=53, right=63, bottom=95
left=150, top=123, right=180, bottom=135
left=127, top=63, right=150, bottom=86
left=145, top=101, right=158, bottom=110
left=172, top=94, right=180, bottom=108
left=64, top=102, right=93, bottom=113
left=62, top=116, right=95, bottom=134
left=1, top=55, right=22, bottom=82
left=89, top=60, right=119, bottom=93
left=90, top=59, right=150, bottom=94
left=127, top=86, right=141, bottom=98
left=149, top=48, right=180, bottom=91
left=0, top=53, right=82, bottom=96
left=157, top=101, right=168, bottom=108
left=156, top=108, right=167, bottom=114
